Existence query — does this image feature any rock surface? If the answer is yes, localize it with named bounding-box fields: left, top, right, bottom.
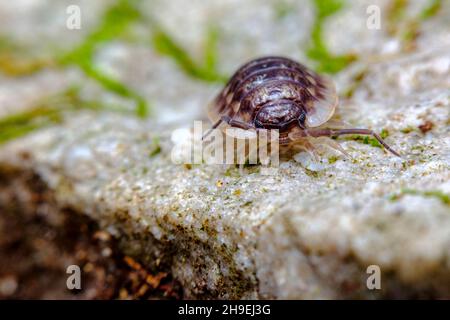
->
left=0, top=0, right=449, bottom=299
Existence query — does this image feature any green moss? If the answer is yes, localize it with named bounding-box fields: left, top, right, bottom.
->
left=419, top=0, right=443, bottom=20
left=0, top=36, right=17, bottom=50
left=0, top=89, right=80, bottom=144
left=0, top=87, right=133, bottom=145
left=342, top=68, right=368, bottom=98
left=203, top=26, right=222, bottom=77
left=390, top=188, right=450, bottom=206
left=152, top=25, right=227, bottom=83
left=344, top=129, right=389, bottom=149
left=0, top=112, right=58, bottom=145
left=223, top=167, right=240, bottom=177
left=0, top=120, right=55, bottom=145
left=0, top=36, right=54, bottom=76
left=387, top=0, right=443, bottom=50
left=58, top=0, right=149, bottom=118
left=304, top=168, right=320, bottom=178
left=387, top=0, right=409, bottom=34
left=380, top=129, right=389, bottom=139
left=59, top=0, right=141, bottom=65
left=149, top=136, right=162, bottom=157
left=242, top=201, right=253, bottom=207
left=401, top=126, right=416, bottom=134
left=328, top=155, right=339, bottom=164
left=0, top=1, right=150, bottom=118
left=0, top=54, right=53, bottom=76
left=306, top=0, right=357, bottom=74
left=403, top=0, right=443, bottom=45
left=355, top=135, right=380, bottom=148
left=79, top=64, right=149, bottom=118
left=62, top=2, right=227, bottom=84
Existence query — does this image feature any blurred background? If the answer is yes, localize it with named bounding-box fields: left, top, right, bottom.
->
left=0, top=0, right=448, bottom=299
left=1, top=0, right=448, bottom=131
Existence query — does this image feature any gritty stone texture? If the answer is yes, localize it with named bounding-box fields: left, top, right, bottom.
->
left=0, top=0, right=449, bottom=299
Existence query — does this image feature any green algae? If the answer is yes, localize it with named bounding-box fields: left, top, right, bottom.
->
left=390, top=188, right=450, bottom=206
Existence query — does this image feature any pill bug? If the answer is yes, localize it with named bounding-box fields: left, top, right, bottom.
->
left=203, top=56, right=400, bottom=157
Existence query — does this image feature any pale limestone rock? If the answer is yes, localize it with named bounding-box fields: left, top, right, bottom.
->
left=0, top=0, right=449, bottom=299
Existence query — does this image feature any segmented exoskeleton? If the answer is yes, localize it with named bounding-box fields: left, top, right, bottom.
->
left=204, top=56, right=400, bottom=157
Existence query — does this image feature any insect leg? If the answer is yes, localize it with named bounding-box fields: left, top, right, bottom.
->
left=301, top=139, right=320, bottom=162
left=311, top=136, right=350, bottom=158
left=303, top=128, right=401, bottom=157
left=221, top=115, right=255, bottom=130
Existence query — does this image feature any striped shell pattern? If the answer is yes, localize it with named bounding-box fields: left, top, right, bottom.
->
left=208, top=56, right=338, bottom=130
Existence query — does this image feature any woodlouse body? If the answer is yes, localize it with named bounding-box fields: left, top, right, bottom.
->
left=205, top=56, right=400, bottom=157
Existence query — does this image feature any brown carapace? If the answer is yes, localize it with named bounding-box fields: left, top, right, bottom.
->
left=203, top=56, right=400, bottom=157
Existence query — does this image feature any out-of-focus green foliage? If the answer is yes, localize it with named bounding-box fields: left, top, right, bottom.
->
left=420, top=0, right=443, bottom=20
left=387, top=0, right=409, bottom=33
left=404, top=0, right=443, bottom=44
left=0, top=37, right=55, bottom=76
left=59, top=0, right=149, bottom=118
left=387, top=0, right=444, bottom=50
left=0, top=0, right=227, bottom=144
left=152, top=25, right=227, bottom=83
left=273, top=1, right=295, bottom=20
left=0, top=87, right=133, bottom=145
left=306, top=0, right=356, bottom=74
left=203, top=27, right=224, bottom=81
left=0, top=0, right=445, bottom=145
left=313, top=0, right=345, bottom=19
left=79, top=64, right=149, bottom=118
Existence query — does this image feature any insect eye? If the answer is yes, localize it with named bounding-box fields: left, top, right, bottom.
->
left=298, top=112, right=306, bottom=128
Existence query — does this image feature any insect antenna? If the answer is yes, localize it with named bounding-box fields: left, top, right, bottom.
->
left=202, top=119, right=223, bottom=140
left=203, top=116, right=255, bottom=140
